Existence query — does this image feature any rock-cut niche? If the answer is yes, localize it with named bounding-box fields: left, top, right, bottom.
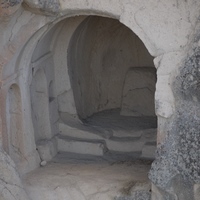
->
left=30, top=16, right=157, bottom=162
left=68, top=16, right=157, bottom=160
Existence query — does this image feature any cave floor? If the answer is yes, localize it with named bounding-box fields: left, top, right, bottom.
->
left=23, top=154, right=152, bottom=200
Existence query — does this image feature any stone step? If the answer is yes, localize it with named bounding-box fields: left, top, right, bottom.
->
left=57, top=122, right=156, bottom=158
left=59, top=122, right=104, bottom=140
left=56, top=134, right=156, bottom=159
left=57, top=134, right=144, bottom=155
left=111, top=129, right=142, bottom=139
left=141, top=128, right=157, bottom=142
left=59, top=122, right=156, bottom=142
left=105, top=139, right=144, bottom=153
left=37, top=133, right=155, bottom=161
left=141, top=144, right=156, bottom=159
left=56, top=135, right=105, bottom=156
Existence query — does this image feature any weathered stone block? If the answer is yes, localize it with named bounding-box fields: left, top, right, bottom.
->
left=141, top=145, right=156, bottom=159
left=37, top=138, right=57, bottom=161
left=106, top=139, right=144, bottom=153
left=121, top=67, right=156, bottom=117
left=59, top=123, right=103, bottom=140
left=57, top=90, right=77, bottom=115
left=56, top=135, right=105, bottom=156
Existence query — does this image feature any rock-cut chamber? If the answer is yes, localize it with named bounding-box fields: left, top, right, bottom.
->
left=30, top=16, right=157, bottom=162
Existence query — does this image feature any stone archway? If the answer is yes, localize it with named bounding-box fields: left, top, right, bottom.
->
left=64, top=16, right=157, bottom=160
left=21, top=15, right=157, bottom=199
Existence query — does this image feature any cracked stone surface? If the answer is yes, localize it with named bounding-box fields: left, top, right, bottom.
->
left=23, top=158, right=151, bottom=200
left=0, top=149, right=30, bottom=200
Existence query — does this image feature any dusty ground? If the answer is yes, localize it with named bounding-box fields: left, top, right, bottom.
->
left=23, top=155, right=152, bottom=200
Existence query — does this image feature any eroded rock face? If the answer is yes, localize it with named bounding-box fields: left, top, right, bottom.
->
left=0, top=149, right=30, bottom=200
left=149, top=20, right=200, bottom=199
left=1, top=0, right=22, bottom=7
left=0, top=0, right=22, bottom=17
left=24, top=0, right=60, bottom=15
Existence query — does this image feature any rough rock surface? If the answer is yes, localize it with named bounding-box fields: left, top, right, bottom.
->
left=149, top=19, right=200, bottom=199
left=115, top=191, right=151, bottom=200
left=0, top=0, right=22, bottom=17
left=24, top=0, right=60, bottom=15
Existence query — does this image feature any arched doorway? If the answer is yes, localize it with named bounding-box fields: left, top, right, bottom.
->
left=57, top=16, right=157, bottom=160
left=26, top=15, right=157, bottom=200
